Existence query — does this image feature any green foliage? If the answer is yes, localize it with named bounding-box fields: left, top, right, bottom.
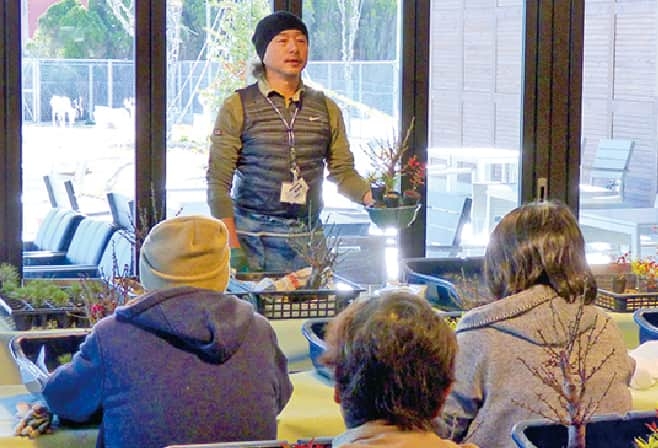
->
left=198, top=0, right=270, bottom=113
left=178, top=0, right=208, bottom=60
left=26, top=0, right=132, bottom=59
left=0, top=263, right=73, bottom=307
left=57, top=353, right=73, bottom=366
left=636, top=420, right=658, bottom=448
left=305, top=0, right=397, bottom=61
left=0, top=263, right=20, bottom=292
left=10, top=280, right=71, bottom=308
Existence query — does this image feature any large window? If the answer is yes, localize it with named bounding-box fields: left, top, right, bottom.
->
left=579, top=0, right=658, bottom=264
left=426, top=1, right=523, bottom=254
left=21, top=1, right=135, bottom=239
left=303, top=0, right=402, bottom=283
left=165, top=0, right=270, bottom=218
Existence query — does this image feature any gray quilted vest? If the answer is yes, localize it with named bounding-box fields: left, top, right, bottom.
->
left=234, top=83, right=330, bottom=221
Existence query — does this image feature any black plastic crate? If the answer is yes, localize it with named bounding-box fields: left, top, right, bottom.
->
left=0, top=296, right=88, bottom=331
left=596, top=288, right=658, bottom=313
left=227, top=273, right=363, bottom=319
left=10, top=331, right=90, bottom=373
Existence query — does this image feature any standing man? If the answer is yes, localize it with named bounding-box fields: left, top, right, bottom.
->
left=207, top=10, right=374, bottom=273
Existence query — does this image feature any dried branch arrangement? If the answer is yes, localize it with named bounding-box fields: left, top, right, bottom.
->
left=363, top=117, right=415, bottom=194
left=513, top=298, right=616, bottom=448
left=289, top=217, right=345, bottom=290
left=447, top=269, right=493, bottom=310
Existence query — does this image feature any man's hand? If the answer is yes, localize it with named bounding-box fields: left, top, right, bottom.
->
left=230, top=247, right=250, bottom=273
left=362, top=190, right=375, bottom=206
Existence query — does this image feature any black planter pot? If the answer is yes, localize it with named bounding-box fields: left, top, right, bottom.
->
left=370, top=183, right=386, bottom=203
left=511, top=412, right=657, bottom=448
left=0, top=295, right=88, bottom=331
left=383, top=192, right=400, bottom=208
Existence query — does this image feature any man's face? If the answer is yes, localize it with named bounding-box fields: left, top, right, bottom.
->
left=263, top=29, right=308, bottom=79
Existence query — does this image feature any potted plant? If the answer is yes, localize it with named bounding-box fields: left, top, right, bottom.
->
left=512, top=411, right=658, bottom=448
left=0, top=263, right=89, bottom=330
left=363, top=117, right=415, bottom=208
left=632, top=257, right=658, bottom=292
left=612, top=252, right=631, bottom=293
left=401, top=154, right=425, bottom=205
left=365, top=174, right=385, bottom=206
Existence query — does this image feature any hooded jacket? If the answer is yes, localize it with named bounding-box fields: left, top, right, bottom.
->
left=42, top=286, right=293, bottom=448
left=438, top=284, right=634, bottom=448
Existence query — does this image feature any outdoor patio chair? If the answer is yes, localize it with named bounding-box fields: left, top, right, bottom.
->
left=581, top=138, right=634, bottom=204
left=106, top=191, right=134, bottom=230
left=64, top=180, right=110, bottom=217
left=425, top=191, right=473, bottom=255
left=42, top=175, right=71, bottom=209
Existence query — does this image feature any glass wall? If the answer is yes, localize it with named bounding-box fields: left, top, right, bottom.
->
left=426, top=0, right=523, bottom=254
left=303, top=0, right=402, bottom=283
left=165, top=0, right=270, bottom=218
left=21, top=0, right=135, bottom=239
left=579, top=0, right=658, bottom=264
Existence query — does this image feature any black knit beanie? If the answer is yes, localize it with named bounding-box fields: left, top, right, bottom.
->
left=252, top=11, right=309, bottom=61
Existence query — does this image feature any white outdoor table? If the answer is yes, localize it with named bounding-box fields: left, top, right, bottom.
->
left=579, top=208, right=658, bottom=258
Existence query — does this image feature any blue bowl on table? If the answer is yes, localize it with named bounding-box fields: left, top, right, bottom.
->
left=301, top=318, right=333, bottom=381
left=633, top=307, right=658, bottom=344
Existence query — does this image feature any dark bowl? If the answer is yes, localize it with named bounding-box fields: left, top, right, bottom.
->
left=10, top=330, right=90, bottom=374
left=301, top=317, right=333, bottom=381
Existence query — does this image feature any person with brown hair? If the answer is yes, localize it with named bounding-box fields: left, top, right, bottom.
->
left=438, top=201, right=634, bottom=447
left=321, top=291, right=478, bottom=448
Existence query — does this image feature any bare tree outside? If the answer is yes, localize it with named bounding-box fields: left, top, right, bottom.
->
left=336, top=0, right=363, bottom=99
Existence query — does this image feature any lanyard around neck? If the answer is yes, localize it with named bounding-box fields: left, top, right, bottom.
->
left=265, top=95, right=300, bottom=180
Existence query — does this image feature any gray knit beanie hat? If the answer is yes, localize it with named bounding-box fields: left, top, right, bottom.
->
left=252, top=11, right=308, bottom=61
left=139, top=215, right=230, bottom=292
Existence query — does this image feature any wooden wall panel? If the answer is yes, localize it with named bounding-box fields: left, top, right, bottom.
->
left=614, top=12, right=656, bottom=99
left=495, top=95, right=521, bottom=149
left=463, top=10, right=494, bottom=92
left=582, top=14, right=612, bottom=98
left=463, top=93, right=494, bottom=146
left=430, top=16, right=462, bottom=91
left=431, top=93, right=462, bottom=146
left=496, top=8, right=523, bottom=94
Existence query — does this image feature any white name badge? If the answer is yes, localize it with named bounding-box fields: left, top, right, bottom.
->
left=280, top=178, right=309, bottom=204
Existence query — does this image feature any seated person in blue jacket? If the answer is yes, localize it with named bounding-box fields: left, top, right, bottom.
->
left=41, top=215, right=293, bottom=448
left=437, top=201, right=634, bottom=448
left=319, top=290, right=478, bottom=448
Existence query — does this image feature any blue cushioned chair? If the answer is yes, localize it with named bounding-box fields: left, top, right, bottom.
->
left=23, top=219, right=116, bottom=278
left=23, top=230, right=135, bottom=280
left=23, top=208, right=85, bottom=265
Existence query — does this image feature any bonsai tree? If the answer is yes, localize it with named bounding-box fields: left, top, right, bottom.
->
left=514, top=297, right=616, bottom=448
left=0, top=263, right=70, bottom=308
left=362, top=117, right=415, bottom=206
left=289, top=214, right=345, bottom=290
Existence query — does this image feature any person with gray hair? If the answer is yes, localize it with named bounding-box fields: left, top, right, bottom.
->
left=438, top=201, right=634, bottom=447
left=42, top=215, right=292, bottom=448
left=320, top=291, right=478, bottom=448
